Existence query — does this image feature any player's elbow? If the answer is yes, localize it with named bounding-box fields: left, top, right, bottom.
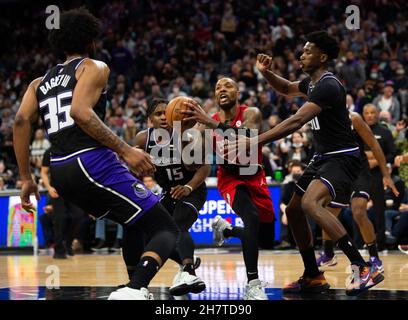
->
left=13, top=112, right=30, bottom=128
left=70, top=106, right=89, bottom=123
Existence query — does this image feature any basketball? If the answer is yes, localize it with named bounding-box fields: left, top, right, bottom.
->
left=165, top=96, right=196, bottom=130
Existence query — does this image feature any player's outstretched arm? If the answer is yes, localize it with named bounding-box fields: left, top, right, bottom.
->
left=226, top=102, right=320, bottom=161
left=70, top=60, right=154, bottom=176
left=13, top=77, right=42, bottom=211
left=258, top=102, right=321, bottom=145
left=351, top=112, right=399, bottom=196
left=256, top=54, right=306, bottom=98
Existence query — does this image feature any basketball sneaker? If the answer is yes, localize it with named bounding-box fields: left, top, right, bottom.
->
left=212, top=215, right=232, bottom=246
left=194, top=256, right=201, bottom=269
left=108, top=287, right=153, bottom=300
left=169, top=271, right=206, bottom=296
left=244, top=279, right=268, bottom=300
left=398, top=245, right=408, bottom=255
left=316, top=252, right=338, bottom=268
left=345, top=263, right=384, bottom=296
left=369, top=256, right=384, bottom=274
left=91, top=239, right=109, bottom=253
left=282, top=271, right=330, bottom=294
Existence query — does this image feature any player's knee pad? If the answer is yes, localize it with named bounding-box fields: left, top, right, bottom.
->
left=145, top=229, right=178, bottom=260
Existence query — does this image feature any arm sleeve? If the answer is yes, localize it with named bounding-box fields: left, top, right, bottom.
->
left=42, top=148, right=51, bottom=167
left=309, top=79, right=343, bottom=111
left=298, top=77, right=311, bottom=96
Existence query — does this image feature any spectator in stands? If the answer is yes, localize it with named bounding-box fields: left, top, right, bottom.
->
left=338, top=51, right=366, bottom=92
left=287, top=131, right=309, bottom=164
left=92, top=219, right=123, bottom=253
left=373, top=80, right=401, bottom=124
left=0, top=177, right=5, bottom=191
left=123, top=118, right=138, bottom=145
left=30, top=129, right=50, bottom=177
left=143, top=175, right=162, bottom=196
left=0, top=160, right=14, bottom=188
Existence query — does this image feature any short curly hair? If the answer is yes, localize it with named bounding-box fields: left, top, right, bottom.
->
left=48, top=7, right=100, bottom=55
left=305, top=31, right=339, bottom=60
left=147, top=98, right=168, bottom=117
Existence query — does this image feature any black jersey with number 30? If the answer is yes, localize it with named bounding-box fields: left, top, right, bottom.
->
left=36, top=57, right=107, bottom=156
left=299, top=72, right=358, bottom=155
left=145, top=128, right=195, bottom=191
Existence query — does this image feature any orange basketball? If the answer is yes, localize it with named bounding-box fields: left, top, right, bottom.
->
left=165, top=96, right=196, bottom=130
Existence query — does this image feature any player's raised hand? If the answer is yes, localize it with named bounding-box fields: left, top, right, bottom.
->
left=20, top=180, right=40, bottom=213
left=124, top=147, right=155, bottom=177
left=256, top=54, right=273, bottom=74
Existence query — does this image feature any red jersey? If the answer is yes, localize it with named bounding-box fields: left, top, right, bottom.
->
left=212, top=105, right=275, bottom=222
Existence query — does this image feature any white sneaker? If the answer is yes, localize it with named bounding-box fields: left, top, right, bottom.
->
left=108, top=287, right=153, bottom=300
left=212, top=216, right=232, bottom=246
left=244, top=279, right=268, bottom=300
left=169, top=271, right=206, bottom=296
left=171, top=265, right=184, bottom=288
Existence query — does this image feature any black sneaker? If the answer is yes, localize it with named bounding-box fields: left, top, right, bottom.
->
left=110, top=239, right=122, bottom=252
left=92, top=239, right=109, bottom=253
left=53, top=251, right=68, bottom=259
left=66, top=244, right=75, bottom=256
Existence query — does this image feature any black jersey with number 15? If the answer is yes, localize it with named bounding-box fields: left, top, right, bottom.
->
left=298, top=72, right=358, bottom=155
left=145, top=128, right=196, bottom=191
left=36, top=57, right=107, bottom=156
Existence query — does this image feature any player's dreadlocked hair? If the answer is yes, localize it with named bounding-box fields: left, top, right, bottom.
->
left=305, top=31, right=339, bottom=60
left=48, top=7, right=100, bottom=55
left=147, top=98, right=169, bottom=117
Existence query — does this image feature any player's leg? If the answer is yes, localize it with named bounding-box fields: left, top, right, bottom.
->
left=126, top=203, right=177, bottom=280
left=50, top=196, right=69, bottom=259
left=351, top=196, right=383, bottom=272
left=283, top=192, right=331, bottom=293
left=50, top=148, right=179, bottom=299
left=173, top=202, right=199, bottom=271
left=302, top=179, right=383, bottom=295
left=227, top=185, right=267, bottom=300
left=122, top=226, right=145, bottom=281
left=159, top=195, right=184, bottom=265
left=225, top=185, right=260, bottom=282
left=317, top=207, right=340, bottom=268
left=369, top=172, right=386, bottom=251
left=169, top=201, right=206, bottom=295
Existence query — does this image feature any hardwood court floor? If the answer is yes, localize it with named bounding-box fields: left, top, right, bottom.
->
left=0, top=249, right=408, bottom=300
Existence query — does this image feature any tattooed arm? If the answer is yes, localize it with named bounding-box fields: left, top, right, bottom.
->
left=70, top=59, right=154, bottom=175
left=243, top=107, right=262, bottom=131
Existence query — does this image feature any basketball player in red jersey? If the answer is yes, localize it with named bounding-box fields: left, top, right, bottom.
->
left=182, top=77, right=274, bottom=300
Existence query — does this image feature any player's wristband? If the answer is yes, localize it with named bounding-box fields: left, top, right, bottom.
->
left=184, top=184, right=193, bottom=193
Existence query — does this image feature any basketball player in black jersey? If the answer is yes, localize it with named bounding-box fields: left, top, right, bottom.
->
left=134, top=98, right=209, bottom=295
left=230, top=31, right=384, bottom=295
left=318, top=111, right=398, bottom=273
left=13, top=8, right=178, bottom=300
